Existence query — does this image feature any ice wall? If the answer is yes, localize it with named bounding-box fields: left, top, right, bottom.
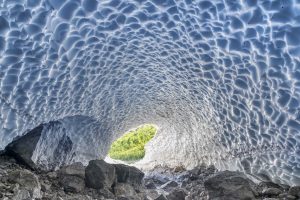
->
left=0, top=0, right=300, bottom=185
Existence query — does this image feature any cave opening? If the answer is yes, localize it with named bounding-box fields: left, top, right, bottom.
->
left=105, top=124, right=158, bottom=164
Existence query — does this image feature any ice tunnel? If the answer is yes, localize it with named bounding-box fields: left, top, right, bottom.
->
left=0, top=0, right=300, bottom=185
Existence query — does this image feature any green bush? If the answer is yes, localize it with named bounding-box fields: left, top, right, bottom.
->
left=108, top=124, right=157, bottom=161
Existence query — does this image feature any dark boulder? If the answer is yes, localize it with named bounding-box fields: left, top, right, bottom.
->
left=289, top=186, right=300, bottom=197
left=145, top=175, right=169, bottom=186
left=58, top=162, right=85, bottom=193
left=262, top=187, right=282, bottom=197
left=160, top=180, right=178, bottom=191
left=145, top=179, right=156, bottom=189
left=4, top=125, right=43, bottom=170
left=155, top=194, right=167, bottom=200
left=85, top=159, right=115, bottom=189
left=204, top=170, right=257, bottom=200
left=166, top=188, right=186, bottom=200
left=114, top=164, right=144, bottom=189
left=257, top=181, right=285, bottom=191
left=257, top=181, right=287, bottom=197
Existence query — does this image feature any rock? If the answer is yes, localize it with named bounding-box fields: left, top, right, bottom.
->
left=7, top=169, right=41, bottom=198
left=289, top=186, right=300, bottom=197
left=137, top=192, right=149, bottom=200
left=160, top=181, right=178, bottom=191
left=13, top=189, right=31, bottom=200
left=4, top=125, right=43, bottom=170
left=190, top=165, right=207, bottom=175
left=155, top=194, right=168, bottom=200
left=204, top=170, right=257, bottom=200
left=47, top=171, right=57, bottom=179
left=58, top=162, right=85, bottom=193
left=114, top=164, right=144, bottom=189
left=41, top=182, right=51, bottom=192
left=257, top=181, right=284, bottom=192
left=189, top=174, right=198, bottom=181
left=147, top=176, right=169, bottom=186
left=114, top=183, right=137, bottom=197
left=85, top=159, right=115, bottom=189
left=116, top=196, right=138, bottom=200
left=173, top=165, right=185, bottom=173
left=186, top=166, right=208, bottom=181
left=145, top=189, right=160, bottom=199
left=57, top=193, right=94, bottom=200
left=145, top=180, right=156, bottom=189
left=205, top=165, right=217, bottom=175
left=59, top=162, right=85, bottom=178
left=57, top=190, right=66, bottom=196
left=179, top=180, right=188, bottom=188
left=0, top=182, right=7, bottom=194
left=6, top=192, right=14, bottom=198
left=51, top=132, right=73, bottom=170
left=262, top=187, right=282, bottom=196
left=278, top=193, right=297, bottom=200
left=166, top=188, right=186, bottom=200
left=176, top=173, right=190, bottom=182
left=60, top=175, right=85, bottom=193
left=199, top=191, right=207, bottom=197
left=97, top=187, right=115, bottom=199
left=116, top=197, right=129, bottom=200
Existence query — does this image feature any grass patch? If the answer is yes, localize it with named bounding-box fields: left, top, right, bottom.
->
left=108, top=124, right=157, bottom=162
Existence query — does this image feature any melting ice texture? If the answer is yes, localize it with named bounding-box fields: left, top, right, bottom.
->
left=0, top=0, right=300, bottom=185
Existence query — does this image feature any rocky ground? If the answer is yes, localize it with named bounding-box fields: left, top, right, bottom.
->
left=1, top=153, right=300, bottom=200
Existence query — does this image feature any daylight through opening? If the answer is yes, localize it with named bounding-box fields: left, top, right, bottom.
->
left=106, top=124, right=157, bottom=164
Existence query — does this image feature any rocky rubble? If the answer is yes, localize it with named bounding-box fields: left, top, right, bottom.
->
left=141, top=164, right=300, bottom=200
left=1, top=153, right=300, bottom=200
left=0, top=154, right=146, bottom=200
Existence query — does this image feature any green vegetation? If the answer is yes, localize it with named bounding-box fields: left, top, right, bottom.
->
left=108, top=124, right=157, bottom=162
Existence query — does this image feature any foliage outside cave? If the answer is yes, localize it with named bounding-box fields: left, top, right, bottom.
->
left=108, top=124, right=157, bottom=162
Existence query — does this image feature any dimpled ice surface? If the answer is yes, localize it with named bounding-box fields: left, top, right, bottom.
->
left=0, top=0, right=300, bottom=185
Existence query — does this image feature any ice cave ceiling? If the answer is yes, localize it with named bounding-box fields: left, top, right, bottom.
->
left=0, top=0, right=300, bottom=185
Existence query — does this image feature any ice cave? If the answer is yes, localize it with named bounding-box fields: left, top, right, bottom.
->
left=0, top=0, right=300, bottom=188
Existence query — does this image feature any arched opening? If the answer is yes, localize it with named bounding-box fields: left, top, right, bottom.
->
left=105, top=124, right=157, bottom=164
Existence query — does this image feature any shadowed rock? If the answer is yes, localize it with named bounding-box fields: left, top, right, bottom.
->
left=114, top=183, right=137, bottom=197
left=155, top=194, right=167, bottom=200
left=114, top=164, right=144, bottom=190
left=85, top=159, right=115, bottom=189
left=4, top=125, right=43, bottom=170
left=58, top=162, right=85, bottom=193
left=7, top=169, right=41, bottom=199
left=160, top=180, right=178, bottom=191
left=262, top=187, right=282, bottom=197
left=166, top=188, right=186, bottom=200
left=289, top=186, right=300, bottom=198
left=204, top=170, right=257, bottom=200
